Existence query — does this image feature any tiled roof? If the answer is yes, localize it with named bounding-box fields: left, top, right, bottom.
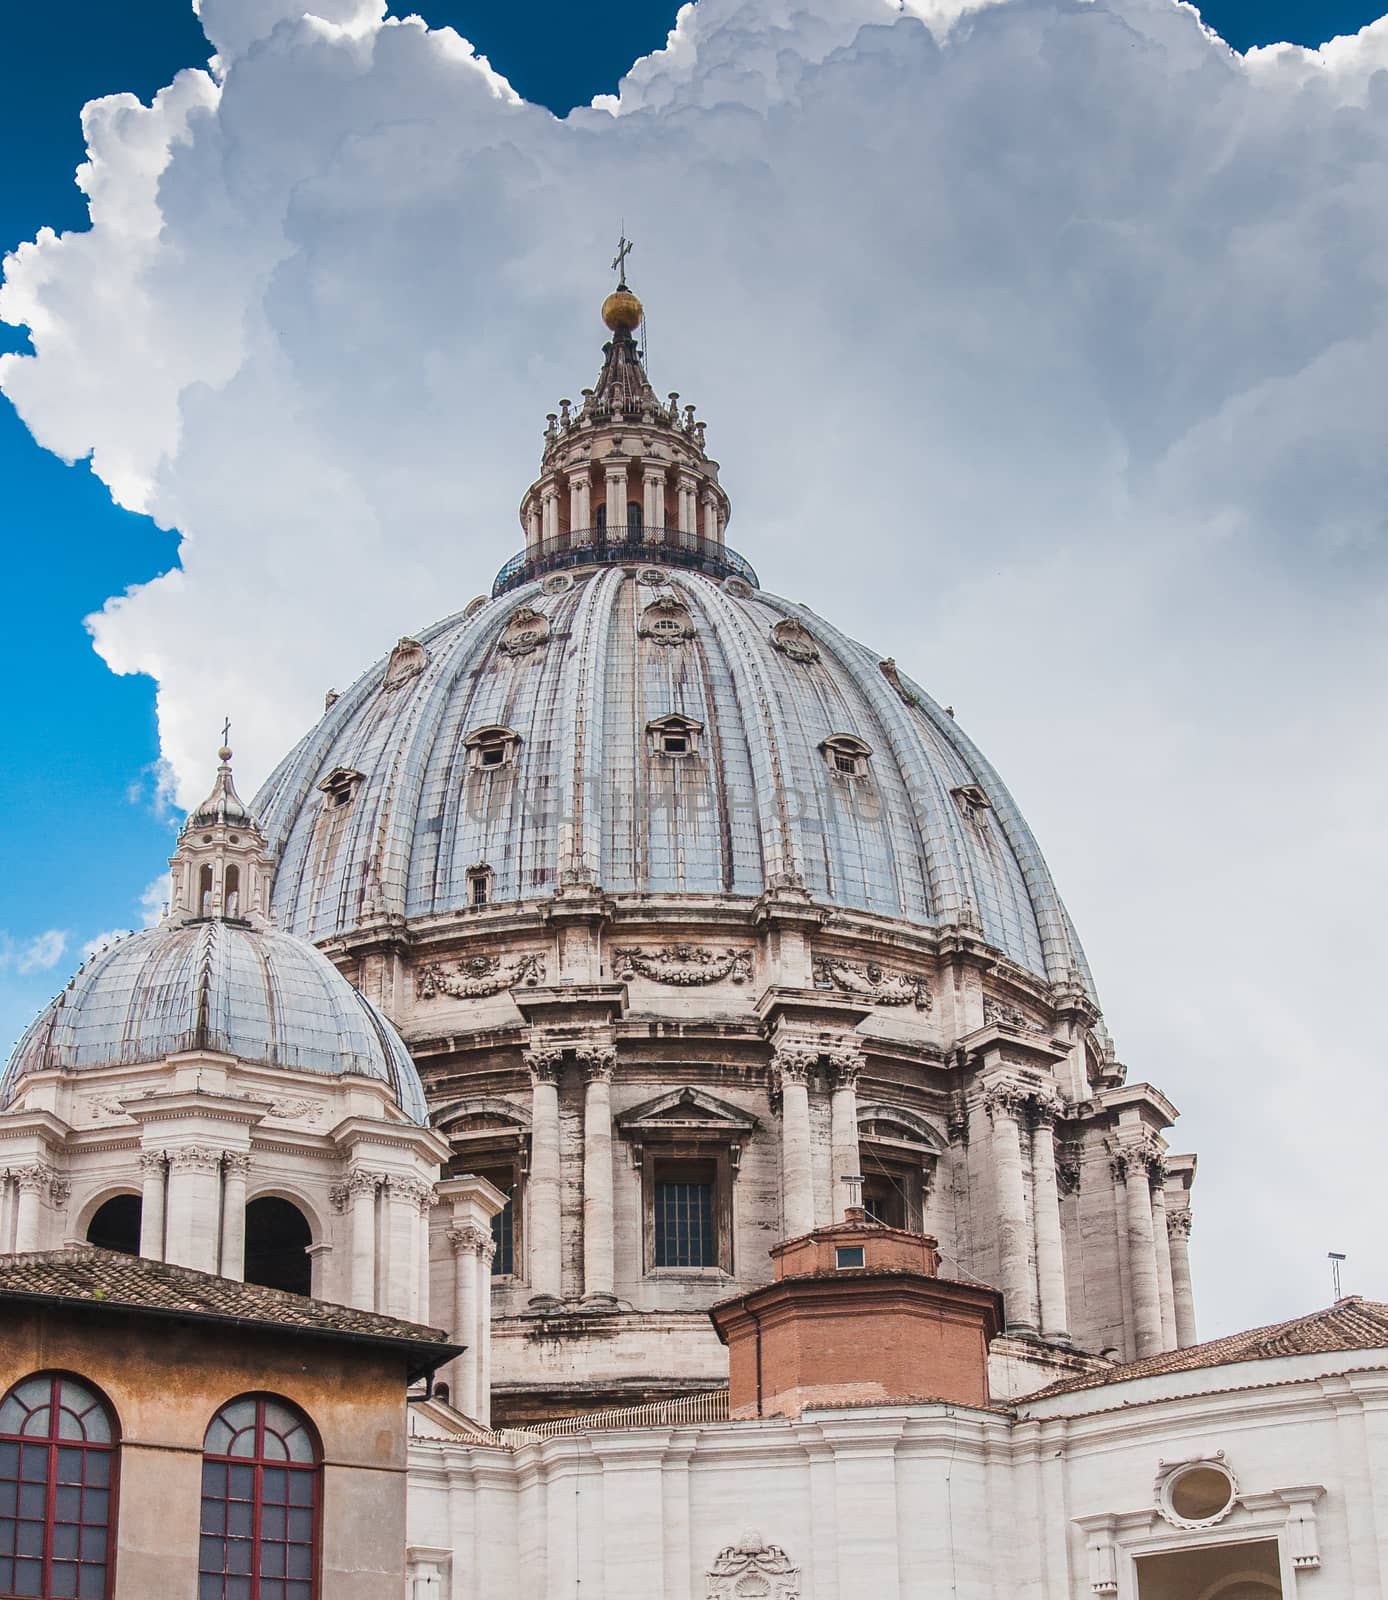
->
left=0, top=1248, right=457, bottom=1379
left=1028, top=1297, right=1388, bottom=1399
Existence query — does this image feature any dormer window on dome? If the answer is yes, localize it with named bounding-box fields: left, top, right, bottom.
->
left=822, top=734, right=872, bottom=778
left=648, top=715, right=703, bottom=759
left=319, top=766, right=364, bottom=808
left=464, top=726, right=520, bottom=772
left=465, top=862, right=494, bottom=908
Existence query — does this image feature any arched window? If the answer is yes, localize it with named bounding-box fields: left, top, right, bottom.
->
left=224, top=865, right=241, bottom=919
left=627, top=500, right=642, bottom=534
left=85, top=1195, right=142, bottom=1257
left=0, top=1372, right=118, bottom=1600
left=243, top=1198, right=312, bottom=1296
left=199, top=1395, right=319, bottom=1600
left=199, top=864, right=214, bottom=917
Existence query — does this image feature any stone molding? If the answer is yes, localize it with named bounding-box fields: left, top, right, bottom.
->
left=814, top=956, right=932, bottom=1011
left=613, top=945, right=752, bottom=986
left=417, top=952, right=545, bottom=1000
left=387, top=1175, right=435, bottom=1209
left=706, top=1531, right=800, bottom=1600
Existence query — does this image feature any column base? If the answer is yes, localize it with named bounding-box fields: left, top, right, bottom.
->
left=578, top=1292, right=619, bottom=1311
left=525, top=1293, right=565, bottom=1314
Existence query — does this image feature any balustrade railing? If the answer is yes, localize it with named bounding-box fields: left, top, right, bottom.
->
left=491, top=527, right=759, bottom=597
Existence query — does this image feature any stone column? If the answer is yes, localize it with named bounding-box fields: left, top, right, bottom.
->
left=219, top=1152, right=250, bottom=1281
left=568, top=471, right=590, bottom=539
left=774, top=1047, right=816, bottom=1238
left=417, top=1187, right=436, bottom=1325
left=828, top=1051, right=864, bottom=1221
left=677, top=473, right=698, bottom=538
left=580, top=1047, right=617, bottom=1305
left=643, top=468, right=665, bottom=535
left=701, top=489, right=718, bottom=542
left=526, top=499, right=541, bottom=548
left=1149, top=1178, right=1177, bottom=1351
left=525, top=1047, right=564, bottom=1307
left=447, top=1223, right=492, bottom=1419
left=541, top=484, right=559, bottom=543
left=1118, top=1145, right=1164, bottom=1358
left=985, top=1084, right=1036, bottom=1333
left=1029, top=1096, right=1070, bottom=1342
left=605, top=465, right=627, bottom=533
left=13, top=1166, right=48, bottom=1254
left=347, top=1170, right=379, bottom=1311
left=165, top=1147, right=222, bottom=1271
left=138, top=1151, right=167, bottom=1261
left=1167, top=1209, right=1198, bottom=1348
left=386, top=1176, right=423, bottom=1320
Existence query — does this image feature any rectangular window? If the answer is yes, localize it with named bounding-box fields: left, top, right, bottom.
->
left=862, top=1174, right=907, bottom=1229
left=654, top=1165, right=716, bottom=1267
left=476, top=1166, right=515, bottom=1276
left=835, top=1244, right=866, bottom=1270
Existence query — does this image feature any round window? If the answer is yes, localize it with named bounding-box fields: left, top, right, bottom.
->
left=1162, top=1462, right=1236, bottom=1526
left=636, top=566, right=667, bottom=586
left=542, top=573, right=574, bottom=596
left=722, top=576, right=753, bottom=599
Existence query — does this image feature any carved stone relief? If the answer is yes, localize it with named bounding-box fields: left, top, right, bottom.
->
left=983, top=995, right=1044, bottom=1033
left=706, top=1531, right=800, bottom=1600
left=383, top=636, right=429, bottom=690
left=638, top=595, right=694, bottom=645
left=770, top=618, right=820, bottom=664
left=416, top=952, right=546, bottom=1000
left=613, top=946, right=752, bottom=986
left=497, top=605, right=550, bottom=658
left=813, top=956, right=932, bottom=1011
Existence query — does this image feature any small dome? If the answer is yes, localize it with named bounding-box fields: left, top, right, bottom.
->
left=602, top=287, right=643, bottom=332
left=3, top=920, right=428, bottom=1124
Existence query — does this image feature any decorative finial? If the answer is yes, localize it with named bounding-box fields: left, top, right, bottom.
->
left=603, top=229, right=643, bottom=333
left=218, top=717, right=233, bottom=764
left=611, top=229, right=634, bottom=288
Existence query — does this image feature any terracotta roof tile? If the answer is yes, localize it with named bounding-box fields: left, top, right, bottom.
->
left=0, top=1248, right=457, bottom=1378
left=1028, top=1297, right=1388, bottom=1399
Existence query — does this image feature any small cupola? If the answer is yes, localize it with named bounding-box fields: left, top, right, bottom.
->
left=168, top=735, right=276, bottom=924
left=710, top=1209, right=1003, bottom=1419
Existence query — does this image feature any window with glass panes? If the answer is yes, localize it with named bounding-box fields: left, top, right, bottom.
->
left=199, top=1395, right=319, bottom=1600
left=0, top=1372, right=117, bottom=1600
left=653, top=1161, right=716, bottom=1267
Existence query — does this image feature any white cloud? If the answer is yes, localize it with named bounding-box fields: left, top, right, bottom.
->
left=3, top=0, right=1387, bottom=1333
left=0, top=931, right=70, bottom=976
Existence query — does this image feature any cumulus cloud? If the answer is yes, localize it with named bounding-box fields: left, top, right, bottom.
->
left=3, top=0, right=1387, bottom=1332
left=0, top=931, right=70, bottom=976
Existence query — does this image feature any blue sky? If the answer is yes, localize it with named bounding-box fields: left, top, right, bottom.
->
left=1, top=0, right=1386, bottom=1329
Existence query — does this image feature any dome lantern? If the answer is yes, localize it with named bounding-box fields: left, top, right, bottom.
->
left=169, top=733, right=276, bottom=923
left=497, top=237, right=750, bottom=597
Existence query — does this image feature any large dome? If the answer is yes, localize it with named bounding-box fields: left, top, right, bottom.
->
left=4, top=918, right=428, bottom=1123
left=254, top=565, right=1093, bottom=992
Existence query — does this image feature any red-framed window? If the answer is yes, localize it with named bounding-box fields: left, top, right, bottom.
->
left=0, top=1372, right=118, bottom=1599
left=198, top=1395, right=320, bottom=1600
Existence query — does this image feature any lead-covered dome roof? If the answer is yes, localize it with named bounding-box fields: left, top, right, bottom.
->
left=254, top=565, right=1095, bottom=993
left=3, top=918, right=428, bottom=1123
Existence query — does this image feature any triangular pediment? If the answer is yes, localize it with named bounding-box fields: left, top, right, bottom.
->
left=616, top=1085, right=758, bottom=1136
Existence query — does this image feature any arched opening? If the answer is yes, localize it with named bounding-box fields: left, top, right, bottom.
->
left=224, top=863, right=241, bottom=918
left=627, top=499, right=641, bottom=535
left=198, top=863, right=214, bottom=916
left=86, top=1194, right=142, bottom=1256
left=595, top=502, right=607, bottom=534
left=243, top=1197, right=313, bottom=1296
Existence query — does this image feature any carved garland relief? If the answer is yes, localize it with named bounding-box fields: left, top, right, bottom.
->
left=706, top=1532, right=800, bottom=1600
left=812, top=955, right=932, bottom=1011
left=497, top=605, right=550, bottom=658
left=613, top=946, right=753, bottom=986
left=416, top=952, right=546, bottom=1000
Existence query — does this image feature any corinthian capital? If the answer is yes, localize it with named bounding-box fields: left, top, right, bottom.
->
left=222, top=1151, right=252, bottom=1179
left=447, top=1223, right=495, bottom=1259
left=12, top=1165, right=51, bottom=1194
left=523, top=1044, right=564, bottom=1085
left=1167, top=1208, right=1194, bottom=1239
left=771, top=1045, right=817, bottom=1086
left=981, top=1080, right=1031, bottom=1123
left=828, top=1048, right=866, bottom=1090
left=167, top=1146, right=222, bottom=1174
left=137, top=1150, right=167, bottom=1177
left=576, top=1045, right=616, bottom=1082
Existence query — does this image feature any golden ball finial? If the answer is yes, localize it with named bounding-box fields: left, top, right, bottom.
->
left=602, top=286, right=643, bottom=333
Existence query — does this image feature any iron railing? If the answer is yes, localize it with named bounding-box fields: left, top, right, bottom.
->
left=491, top=527, right=759, bottom=597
